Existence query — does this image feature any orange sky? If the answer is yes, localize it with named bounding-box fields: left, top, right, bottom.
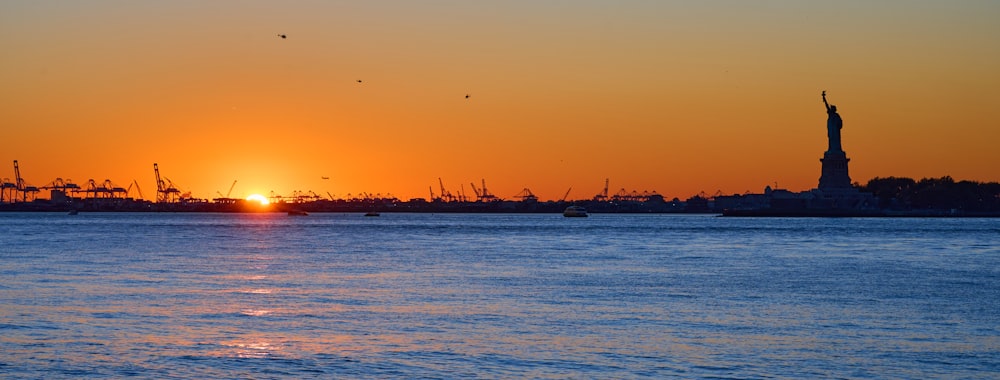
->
left=2, top=1, right=998, bottom=201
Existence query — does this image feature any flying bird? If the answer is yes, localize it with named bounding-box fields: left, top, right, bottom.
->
left=357, top=80, right=362, bottom=83
left=465, top=94, right=470, bottom=99
left=321, top=176, right=330, bottom=180
left=278, top=34, right=287, bottom=39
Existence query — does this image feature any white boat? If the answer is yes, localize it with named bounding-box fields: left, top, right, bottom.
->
left=563, top=205, right=588, bottom=217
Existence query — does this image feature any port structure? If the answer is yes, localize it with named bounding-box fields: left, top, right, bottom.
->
left=431, top=178, right=487, bottom=202
left=5, top=160, right=40, bottom=203
left=213, top=180, right=239, bottom=204
left=153, top=163, right=184, bottom=203
left=435, top=178, right=469, bottom=202
left=40, top=177, right=82, bottom=203
left=0, top=159, right=678, bottom=211
left=560, top=187, right=572, bottom=202
left=226, top=180, right=237, bottom=198
left=214, top=180, right=237, bottom=199
left=593, top=178, right=610, bottom=201
left=469, top=179, right=499, bottom=202
left=83, top=179, right=129, bottom=199
left=127, top=180, right=144, bottom=200
left=587, top=178, right=660, bottom=203
left=0, top=176, right=15, bottom=203
left=288, top=190, right=325, bottom=203
left=437, top=178, right=457, bottom=202
left=612, top=188, right=659, bottom=202
left=512, top=188, right=538, bottom=202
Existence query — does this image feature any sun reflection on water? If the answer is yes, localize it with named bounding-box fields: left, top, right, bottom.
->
left=240, top=309, right=273, bottom=317
left=225, top=340, right=279, bottom=359
left=241, top=288, right=274, bottom=294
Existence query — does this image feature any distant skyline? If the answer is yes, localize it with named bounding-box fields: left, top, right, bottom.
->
left=2, top=1, right=998, bottom=201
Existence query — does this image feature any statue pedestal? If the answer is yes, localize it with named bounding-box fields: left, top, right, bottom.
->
left=819, top=150, right=852, bottom=190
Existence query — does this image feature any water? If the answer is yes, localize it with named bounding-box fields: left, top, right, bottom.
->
left=1, top=213, right=998, bottom=379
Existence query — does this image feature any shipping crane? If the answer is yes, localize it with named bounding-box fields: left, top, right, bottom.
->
left=153, top=163, right=182, bottom=203
left=478, top=179, right=498, bottom=202
left=130, top=180, right=144, bottom=200
left=213, top=180, right=238, bottom=202
left=105, top=179, right=128, bottom=199
left=308, top=191, right=323, bottom=202
left=438, top=178, right=456, bottom=202
left=593, top=178, right=609, bottom=201
left=469, top=182, right=481, bottom=200
left=226, top=180, right=237, bottom=198
left=1, top=177, right=16, bottom=203
left=40, top=177, right=82, bottom=200
left=512, top=188, right=538, bottom=202
left=85, top=179, right=110, bottom=199
left=13, top=160, right=39, bottom=202
left=560, top=187, right=572, bottom=202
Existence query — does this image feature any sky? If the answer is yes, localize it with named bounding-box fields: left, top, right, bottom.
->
left=2, top=1, right=998, bottom=201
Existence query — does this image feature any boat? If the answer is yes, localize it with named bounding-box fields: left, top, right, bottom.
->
left=67, top=210, right=79, bottom=215
left=364, top=211, right=380, bottom=217
left=563, top=205, right=588, bottom=217
left=287, top=210, right=309, bottom=216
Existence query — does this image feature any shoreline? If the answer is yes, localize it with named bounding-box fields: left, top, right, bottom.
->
left=2, top=204, right=998, bottom=217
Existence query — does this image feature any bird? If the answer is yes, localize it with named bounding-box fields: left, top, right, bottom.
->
left=465, top=94, right=470, bottom=99
left=321, top=176, right=330, bottom=180
left=278, top=34, right=287, bottom=39
left=356, top=80, right=362, bottom=83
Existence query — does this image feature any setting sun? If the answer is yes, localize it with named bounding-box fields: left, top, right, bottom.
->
left=246, top=194, right=270, bottom=206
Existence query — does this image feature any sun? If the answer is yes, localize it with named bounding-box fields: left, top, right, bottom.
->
left=246, top=194, right=270, bottom=205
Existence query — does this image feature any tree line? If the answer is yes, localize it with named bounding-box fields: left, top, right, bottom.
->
left=860, top=176, right=1000, bottom=212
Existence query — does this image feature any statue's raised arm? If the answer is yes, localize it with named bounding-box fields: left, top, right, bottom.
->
left=822, top=90, right=843, bottom=153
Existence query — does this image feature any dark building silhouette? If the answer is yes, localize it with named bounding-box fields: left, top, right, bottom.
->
left=819, top=91, right=852, bottom=190
left=720, top=92, right=878, bottom=216
left=812, top=92, right=875, bottom=211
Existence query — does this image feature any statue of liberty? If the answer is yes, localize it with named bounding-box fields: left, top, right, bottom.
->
left=822, top=91, right=843, bottom=152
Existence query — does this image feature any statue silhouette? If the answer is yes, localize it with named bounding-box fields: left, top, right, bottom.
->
left=822, top=91, right=843, bottom=153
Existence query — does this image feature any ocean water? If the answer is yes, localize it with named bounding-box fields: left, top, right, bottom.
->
left=1, top=212, right=998, bottom=379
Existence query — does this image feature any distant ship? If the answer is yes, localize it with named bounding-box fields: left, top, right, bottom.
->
left=364, top=211, right=380, bottom=217
left=287, top=210, right=308, bottom=216
left=563, top=205, right=588, bottom=217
